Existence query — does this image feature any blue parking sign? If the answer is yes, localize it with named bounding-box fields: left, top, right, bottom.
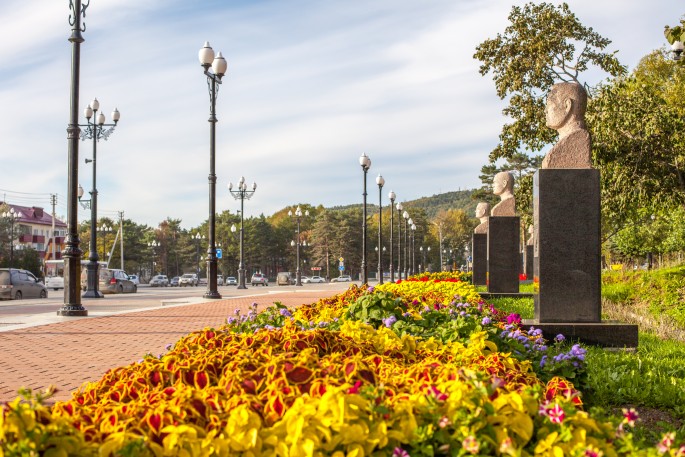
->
left=216, top=248, right=223, bottom=259
left=338, top=265, right=345, bottom=271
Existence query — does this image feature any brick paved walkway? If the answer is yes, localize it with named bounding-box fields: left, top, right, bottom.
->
left=0, top=291, right=331, bottom=403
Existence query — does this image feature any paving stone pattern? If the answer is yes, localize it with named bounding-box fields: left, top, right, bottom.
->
left=0, top=292, right=332, bottom=403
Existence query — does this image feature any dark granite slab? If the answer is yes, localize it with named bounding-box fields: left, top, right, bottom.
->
left=523, top=320, right=638, bottom=348
left=472, top=233, right=487, bottom=286
left=487, top=216, right=520, bottom=293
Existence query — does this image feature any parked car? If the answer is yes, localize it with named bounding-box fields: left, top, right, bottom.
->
left=332, top=275, right=352, bottom=282
left=251, top=273, right=269, bottom=286
left=149, top=275, right=169, bottom=287
left=81, top=268, right=137, bottom=294
left=225, top=276, right=237, bottom=286
left=0, top=268, right=48, bottom=300
left=277, top=272, right=294, bottom=286
left=303, top=276, right=326, bottom=284
left=217, top=274, right=224, bottom=286
left=169, top=276, right=180, bottom=287
left=199, top=277, right=208, bottom=285
left=299, top=276, right=310, bottom=284
left=179, top=274, right=199, bottom=287
left=128, top=274, right=141, bottom=285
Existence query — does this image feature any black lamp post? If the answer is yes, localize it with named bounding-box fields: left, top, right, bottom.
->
left=410, top=222, right=416, bottom=276
left=388, top=191, right=396, bottom=282
left=420, top=246, right=427, bottom=273
left=194, top=233, right=205, bottom=278
left=99, top=224, right=112, bottom=264
left=376, top=174, right=385, bottom=284
left=58, top=0, right=89, bottom=316
left=198, top=41, right=228, bottom=300
left=359, top=153, right=371, bottom=284
left=78, top=97, right=120, bottom=299
left=402, top=210, right=410, bottom=278
left=2, top=208, right=20, bottom=268
left=147, top=240, right=159, bottom=276
left=289, top=206, right=309, bottom=286
left=228, top=177, right=257, bottom=289
left=396, top=201, right=403, bottom=280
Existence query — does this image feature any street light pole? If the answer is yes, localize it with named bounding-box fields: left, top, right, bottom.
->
left=198, top=41, right=228, bottom=300
left=228, top=177, right=257, bottom=289
left=388, top=191, right=395, bottom=283
left=79, top=98, right=120, bottom=299
left=359, top=153, right=371, bottom=284
left=289, top=206, right=309, bottom=286
left=410, top=222, right=416, bottom=276
left=59, top=0, right=89, bottom=316
left=403, top=211, right=410, bottom=278
left=376, top=174, right=385, bottom=284
left=194, top=233, right=205, bottom=278
left=396, top=202, right=403, bottom=280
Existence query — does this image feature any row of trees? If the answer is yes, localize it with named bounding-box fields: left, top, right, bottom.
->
left=473, top=2, right=685, bottom=266
left=75, top=203, right=477, bottom=281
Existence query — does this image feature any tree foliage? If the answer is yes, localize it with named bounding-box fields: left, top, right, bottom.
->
left=473, top=2, right=625, bottom=161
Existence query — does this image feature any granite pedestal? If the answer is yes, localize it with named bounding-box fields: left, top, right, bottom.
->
left=472, top=233, right=487, bottom=286
left=524, top=245, right=534, bottom=278
left=532, top=169, right=637, bottom=347
left=487, top=216, right=520, bottom=293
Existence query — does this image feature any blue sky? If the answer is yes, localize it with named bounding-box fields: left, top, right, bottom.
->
left=0, top=0, right=680, bottom=228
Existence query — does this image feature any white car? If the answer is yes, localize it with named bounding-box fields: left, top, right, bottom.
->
left=303, top=276, right=326, bottom=284
left=179, top=274, right=199, bottom=287
left=127, top=274, right=140, bottom=285
left=149, top=275, right=169, bottom=287
left=225, top=276, right=237, bottom=286
left=332, top=275, right=352, bottom=282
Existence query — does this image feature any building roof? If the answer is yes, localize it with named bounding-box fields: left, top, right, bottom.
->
left=1, top=202, right=67, bottom=228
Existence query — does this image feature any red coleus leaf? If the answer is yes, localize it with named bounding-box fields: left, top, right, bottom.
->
left=109, top=391, right=120, bottom=402
left=163, top=387, right=176, bottom=396
left=242, top=379, right=257, bottom=395
left=150, top=371, right=162, bottom=386
left=270, top=395, right=285, bottom=417
left=345, top=362, right=356, bottom=377
left=205, top=330, right=215, bottom=340
left=148, top=413, right=162, bottom=431
left=347, top=381, right=362, bottom=394
left=285, top=366, right=313, bottom=384
left=195, top=371, right=209, bottom=389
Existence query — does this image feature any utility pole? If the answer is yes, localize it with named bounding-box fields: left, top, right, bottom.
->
left=50, top=194, right=57, bottom=261
left=118, top=210, right=124, bottom=269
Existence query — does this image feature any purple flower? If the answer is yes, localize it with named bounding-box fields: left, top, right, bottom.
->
left=227, top=317, right=237, bottom=325
left=481, top=317, right=491, bottom=325
left=555, top=334, right=565, bottom=342
left=393, top=448, right=410, bottom=457
left=540, top=355, right=548, bottom=368
left=367, top=286, right=375, bottom=293
left=165, top=343, right=173, bottom=351
left=506, top=313, right=521, bottom=325
left=382, top=315, right=398, bottom=328
left=279, top=308, right=293, bottom=318
left=402, top=312, right=412, bottom=318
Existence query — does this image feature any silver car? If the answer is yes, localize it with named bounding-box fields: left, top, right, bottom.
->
left=0, top=268, right=48, bottom=300
left=150, top=275, right=169, bottom=287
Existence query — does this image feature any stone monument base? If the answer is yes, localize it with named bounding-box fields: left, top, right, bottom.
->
left=480, top=292, right=534, bottom=300
left=487, top=216, right=520, bottom=293
left=472, top=233, right=487, bottom=286
left=524, top=245, right=533, bottom=278
left=523, top=320, right=638, bottom=348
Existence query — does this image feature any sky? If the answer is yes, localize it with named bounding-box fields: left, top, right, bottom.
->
left=0, top=0, right=681, bottom=229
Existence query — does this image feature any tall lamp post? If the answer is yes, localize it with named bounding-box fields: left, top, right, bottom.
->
left=359, top=153, right=371, bottom=284
left=198, top=41, right=228, bottom=300
left=147, top=240, right=159, bottom=277
left=59, top=0, right=89, bottom=316
left=194, top=233, right=205, bottom=277
left=402, top=210, right=410, bottom=278
left=410, top=222, right=416, bottom=276
left=396, top=202, right=403, bottom=280
left=376, top=174, right=385, bottom=284
left=77, top=98, right=120, bottom=299
left=99, top=224, right=112, bottom=264
left=388, top=191, right=396, bottom=282
left=228, top=177, right=257, bottom=289
left=288, top=206, right=309, bottom=286
left=2, top=208, right=20, bottom=267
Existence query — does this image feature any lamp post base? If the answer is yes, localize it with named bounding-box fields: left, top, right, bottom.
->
left=82, top=290, right=104, bottom=298
left=56, top=305, right=88, bottom=317
left=203, top=290, right=222, bottom=299
left=237, top=268, right=247, bottom=289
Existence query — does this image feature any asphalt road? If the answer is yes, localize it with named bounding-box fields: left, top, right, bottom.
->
left=0, top=281, right=360, bottom=331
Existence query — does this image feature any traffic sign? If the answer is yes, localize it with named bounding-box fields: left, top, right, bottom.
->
left=339, top=257, right=344, bottom=262
left=311, top=267, right=321, bottom=271
left=216, top=248, right=223, bottom=259
left=338, top=265, right=345, bottom=271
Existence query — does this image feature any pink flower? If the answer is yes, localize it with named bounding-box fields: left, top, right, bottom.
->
left=657, top=432, right=675, bottom=454
left=584, top=446, right=603, bottom=457
left=499, top=437, right=514, bottom=454
left=622, top=407, right=639, bottom=427
left=438, top=416, right=451, bottom=428
left=547, top=403, right=565, bottom=424
left=393, top=448, right=410, bottom=457
left=462, top=436, right=480, bottom=454
left=506, top=313, right=521, bottom=325
left=429, top=385, right=448, bottom=401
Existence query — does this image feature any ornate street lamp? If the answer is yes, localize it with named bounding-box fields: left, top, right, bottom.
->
left=194, top=233, right=205, bottom=277
left=359, top=153, right=371, bottom=284
left=388, top=191, right=396, bottom=282
left=99, top=224, right=112, bottom=263
left=288, top=206, right=309, bottom=286
left=2, top=208, right=20, bottom=268
left=77, top=98, right=120, bottom=298
left=198, top=41, right=228, bottom=299
left=228, top=177, right=257, bottom=289
left=410, top=223, right=416, bottom=276
left=396, top=202, right=403, bottom=280
left=147, top=240, right=160, bottom=277
left=59, top=0, right=90, bottom=316
left=672, top=41, right=684, bottom=61
left=403, top=210, right=410, bottom=278
left=376, top=174, right=385, bottom=284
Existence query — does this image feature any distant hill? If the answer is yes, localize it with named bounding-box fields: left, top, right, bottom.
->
left=327, top=189, right=478, bottom=219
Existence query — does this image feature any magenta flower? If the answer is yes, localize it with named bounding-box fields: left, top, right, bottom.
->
left=506, top=313, right=521, bottom=325
left=622, top=407, right=639, bottom=427
left=393, top=448, right=410, bottom=457
left=657, top=432, right=675, bottom=454
left=547, top=403, right=565, bottom=424
left=428, top=385, right=448, bottom=401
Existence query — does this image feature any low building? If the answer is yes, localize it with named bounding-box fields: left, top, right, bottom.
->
left=1, top=202, right=67, bottom=260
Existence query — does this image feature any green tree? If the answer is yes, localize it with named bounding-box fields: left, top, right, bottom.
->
left=473, top=2, right=625, bottom=162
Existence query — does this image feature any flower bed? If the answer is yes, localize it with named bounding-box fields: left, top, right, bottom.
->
left=1, top=275, right=683, bottom=456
